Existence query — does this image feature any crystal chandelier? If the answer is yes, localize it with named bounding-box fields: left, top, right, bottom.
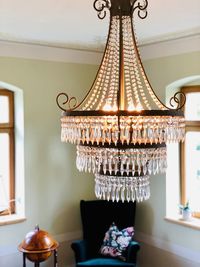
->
left=56, top=0, right=185, bottom=202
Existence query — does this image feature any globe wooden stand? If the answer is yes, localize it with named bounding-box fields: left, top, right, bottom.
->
left=21, top=246, right=58, bottom=267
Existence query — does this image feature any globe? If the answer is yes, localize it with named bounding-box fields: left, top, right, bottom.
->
left=18, top=225, right=58, bottom=263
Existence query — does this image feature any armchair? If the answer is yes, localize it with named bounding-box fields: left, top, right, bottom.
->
left=71, top=200, right=140, bottom=267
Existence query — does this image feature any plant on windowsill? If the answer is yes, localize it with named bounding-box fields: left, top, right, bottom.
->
left=179, top=201, right=192, bottom=221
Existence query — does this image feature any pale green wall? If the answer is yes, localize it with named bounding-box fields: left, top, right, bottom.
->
left=143, top=51, right=200, bottom=102
left=0, top=57, right=98, bottom=247
left=0, top=50, right=200, bottom=265
left=135, top=51, right=200, bottom=251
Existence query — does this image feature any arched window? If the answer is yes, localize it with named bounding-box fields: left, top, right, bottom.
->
left=0, top=83, right=25, bottom=225
left=166, top=76, right=200, bottom=225
left=0, top=89, right=15, bottom=215
left=181, top=86, right=200, bottom=218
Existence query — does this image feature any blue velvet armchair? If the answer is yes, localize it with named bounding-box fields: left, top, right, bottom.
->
left=71, top=200, right=140, bottom=267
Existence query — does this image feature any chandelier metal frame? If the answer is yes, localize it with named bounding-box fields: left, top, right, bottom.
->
left=56, top=0, right=185, bottom=202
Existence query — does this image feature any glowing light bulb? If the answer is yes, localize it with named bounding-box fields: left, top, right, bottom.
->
left=112, top=103, right=118, bottom=111
left=128, top=101, right=135, bottom=111
left=136, top=103, right=143, bottom=112
left=103, top=100, right=112, bottom=111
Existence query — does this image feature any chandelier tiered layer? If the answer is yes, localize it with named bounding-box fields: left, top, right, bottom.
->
left=57, top=0, right=185, bottom=202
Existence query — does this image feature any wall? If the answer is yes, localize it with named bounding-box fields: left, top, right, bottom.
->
left=0, top=45, right=199, bottom=267
left=135, top=50, right=200, bottom=266
left=0, top=56, right=98, bottom=267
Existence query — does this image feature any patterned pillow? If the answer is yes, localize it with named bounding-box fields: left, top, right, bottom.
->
left=100, top=222, right=134, bottom=261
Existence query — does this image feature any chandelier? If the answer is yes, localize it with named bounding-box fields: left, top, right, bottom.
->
left=56, top=0, right=185, bottom=202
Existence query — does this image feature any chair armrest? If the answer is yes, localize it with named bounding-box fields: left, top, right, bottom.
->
left=126, top=240, right=140, bottom=263
left=71, top=239, right=88, bottom=263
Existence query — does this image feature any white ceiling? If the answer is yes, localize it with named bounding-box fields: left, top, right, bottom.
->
left=0, top=0, right=199, bottom=51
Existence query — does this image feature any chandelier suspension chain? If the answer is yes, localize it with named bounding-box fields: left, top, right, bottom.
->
left=127, top=18, right=146, bottom=109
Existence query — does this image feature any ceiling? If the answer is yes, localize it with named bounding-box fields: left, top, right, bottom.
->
left=0, top=0, right=199, bottom=51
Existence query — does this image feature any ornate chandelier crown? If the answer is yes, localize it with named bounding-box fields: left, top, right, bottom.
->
left=56, top=0, right=185, bottom=202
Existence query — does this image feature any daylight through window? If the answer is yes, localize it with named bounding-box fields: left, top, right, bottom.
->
left=181, top=86, right=200, bottom=218
left=0, top=89, right=15, bottom=216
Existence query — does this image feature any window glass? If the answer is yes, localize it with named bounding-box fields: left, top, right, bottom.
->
left=185, top=92, right=200, bottom=121
left=0, top=96, right=9, bottom=123
left=185, top=131, right=200, bottom=213
left=0, top=133, right=10, bottom=212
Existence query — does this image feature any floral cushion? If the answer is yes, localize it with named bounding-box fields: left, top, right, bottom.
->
left=100, top=222, right=134, bottom=261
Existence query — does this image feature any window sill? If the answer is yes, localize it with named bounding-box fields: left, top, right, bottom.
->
left=165, top=215, right=200, bottom=230
left=0, top=214, right=26, bottom=226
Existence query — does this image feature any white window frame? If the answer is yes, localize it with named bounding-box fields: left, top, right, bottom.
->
left=165, top=76, right=200, bottom=229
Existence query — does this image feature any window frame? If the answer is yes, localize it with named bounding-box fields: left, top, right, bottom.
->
left=180, top=85, right=200, bottom=218
left=0, top=89, right=15, bottom=215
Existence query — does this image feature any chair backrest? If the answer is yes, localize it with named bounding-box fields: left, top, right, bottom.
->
left=80, top=200, right=136, bottom=258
